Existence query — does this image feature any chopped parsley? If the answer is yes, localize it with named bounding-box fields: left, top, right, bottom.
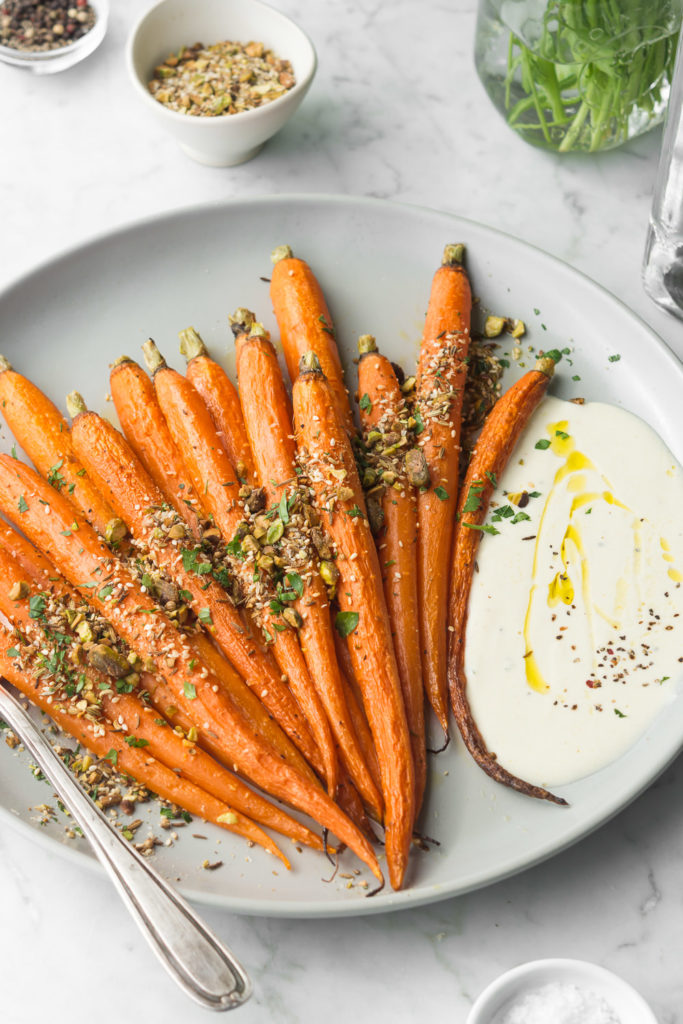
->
left=335, top=611, right=359, bottom=637
left=535, top=439, right=551, bottom=450
left=47, top=459, right=66, bottom=491
left=463, top=522, right=500, bottom=536
left=184, top=682, right=197, bottom=700
left=608, top=354, right=621, bottom=363
left=18, top=495, right=28, bottom=514
left=359, top=393, right=372, bottom=413
left=125, top=736, right=150, bottom=748
left=462, top=481, right=484, bottom=514
left=434, top=485, right=449, bottom=501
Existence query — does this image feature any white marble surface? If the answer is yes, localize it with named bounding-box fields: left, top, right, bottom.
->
left=2, top=1, right=683, bottom=1022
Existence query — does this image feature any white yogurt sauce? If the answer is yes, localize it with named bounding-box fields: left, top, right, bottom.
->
left=465, top=395, right=683, bottom=787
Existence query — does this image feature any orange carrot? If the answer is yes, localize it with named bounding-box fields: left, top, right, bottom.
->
left=270, top=246, right=356, bottom=436
left=0, top=545, right=314, bottom=855
left=0, top=356, right=117, bottom=537
left=0, top=455, right=382, bottom=879
left=332, top=629, right=382, bottom=796
left=234, top=316, right=383, bottom=821
left=179, top=325, right=257, bottom=486
left=108, top=358, right=320, bottom=771
left=357, top=334, right=427, bottom=817
left=142, top=339, right=338, bottom=797
left=66, top=392, right=320, bottom=782
left=415, top=244, right=472, bottom=733
left=110, top=357, right=203, bottom=535
left=447, top=357, right=566, bottom=806
left=293, top=351, right=414, bottom=891
left=0, top=625, right=289, bottom=861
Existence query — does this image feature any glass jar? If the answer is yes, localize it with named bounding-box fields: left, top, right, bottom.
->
left=475, top=0, right=682, bottom=153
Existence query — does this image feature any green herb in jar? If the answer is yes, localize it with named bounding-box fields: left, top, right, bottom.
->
left=148, top=40, right=296, bottom=117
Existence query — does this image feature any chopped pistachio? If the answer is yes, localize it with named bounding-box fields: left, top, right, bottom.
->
left=405, top=448, right=430, bottom=488
left=484, top=315, right=506, bottom=338
left=105, top=518, right=128, bottom=544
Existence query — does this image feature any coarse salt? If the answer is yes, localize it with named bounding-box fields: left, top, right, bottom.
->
left=495, top=982, right=620, bottom=1024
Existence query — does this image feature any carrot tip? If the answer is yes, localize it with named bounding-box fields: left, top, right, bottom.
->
left=111, top=355, right=134, bottom=369
left=179, top=326, right=207, bottom=363
left=142, top=338, right=166, bottom=375
left=442, top=243, right=465, bottom=266
left=229, top=308, right=256, bottom=337
left=357, top=334, right=377, bottom=357
left=66, top=391, right=88, bottom=419
left=298, top=350, right=322, bottom=376
left=271, top=244, right=293, bottom=264
left=0, top=355, right=12, bottom=373
left=535, top=356, right=556, bottom=378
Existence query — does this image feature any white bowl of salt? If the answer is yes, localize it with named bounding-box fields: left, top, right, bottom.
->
left=466, top=959, right=657, bottom=1024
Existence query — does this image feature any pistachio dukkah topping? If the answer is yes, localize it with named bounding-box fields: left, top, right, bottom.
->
left=148, top=40, right=296, bottom=117
left=356, top=379, right=421, bottom=532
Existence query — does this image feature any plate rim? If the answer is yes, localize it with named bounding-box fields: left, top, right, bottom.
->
left=1, top=192, right=681, bottom=918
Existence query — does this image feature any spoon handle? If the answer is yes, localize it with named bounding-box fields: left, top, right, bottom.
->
left=0, top=684, right=251, bottom=1012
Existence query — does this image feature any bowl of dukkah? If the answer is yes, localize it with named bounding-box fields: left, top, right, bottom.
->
left=0, top=0, right=108, bottom=73
left=126, top=0, right=317, bottom=166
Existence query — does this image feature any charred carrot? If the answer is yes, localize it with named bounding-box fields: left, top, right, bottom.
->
left=66, top=391, right=320, bottom=781
left=0, top=356, right=117, bottom=538
left=0, top=455, right=383, bottom=879
left=415, top=244, right=472, bottom=733
left=179, top=325, right=257, bottom=486
left=0, top=625, right=289, bottom=861
left=142, top=339, right=338, bottom=797
left=357, top=334, right=427, bottom=818
left=109, top=357, right=202, bottom=535
left=447, top=357, right=566, bottom=806
left=234, top=315, right=383, bottom=821
left=270, top=246, right=356, bottom=436
left=293, top=351, right=414, bottom=891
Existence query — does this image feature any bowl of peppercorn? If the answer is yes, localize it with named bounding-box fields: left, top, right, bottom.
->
left=126, top=0, right=317, bottom=166
left=0, top=0, right=108, bottom=73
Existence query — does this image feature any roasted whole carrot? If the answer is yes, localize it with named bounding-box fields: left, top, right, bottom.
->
left=0, top=626, right=289, bottom=862
left=234, top=315, right=383, bottom=821
left=0, top=356, right=117, bottom=538
left=447, top=357, right=566, bottom=806
left=414, top=244, right=473, bottom=734
left=142, top=339, right=338, bottom=797
left=0, top=533, right=321, bottom=849
left=179, top=325, right=257, bottom=486
left=66, top=391, right=320, bottom=781
left=110, top=356, right=202, bottom=536
left=108, top=360, right=320, bottom=771
left=357, top=334, right=427, bottom=818
left=332, top=629, right=382, bottom=796
left=0, top=455, right=383, bottom=879
left=270, top=246, right=356, bottom=436
left=293, top=351, right=414, bottom=891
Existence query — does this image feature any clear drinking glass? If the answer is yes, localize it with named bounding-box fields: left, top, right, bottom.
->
left=475, top=0, right=682, bottom=153
left=643, top=31, right=683, bottom=318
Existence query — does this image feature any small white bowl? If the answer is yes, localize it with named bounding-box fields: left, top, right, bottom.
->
left=126, top=0, right=317, bottom=167
left=467, top=959, right=657, bottom=1024
left=0, top=0, right=108, bottom=75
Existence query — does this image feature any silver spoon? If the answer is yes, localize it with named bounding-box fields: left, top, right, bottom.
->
left=0, top=682, right=251, bottom=1012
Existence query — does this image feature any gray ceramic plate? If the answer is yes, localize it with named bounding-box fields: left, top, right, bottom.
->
left=1, top=195, right=682, bottom=917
